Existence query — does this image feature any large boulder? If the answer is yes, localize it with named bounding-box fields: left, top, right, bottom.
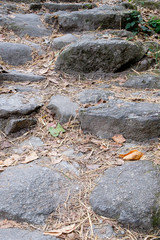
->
left=0, top=14, right=51, bottom=37
left=79, top=99, right=160, bottom=141
left=0, top=164, right=78, bottom=224
left=90, top=161, right=160, bottom=230
left=0, top=42, right=32, bottom=66
left=50, top=6, right=134, bottom=32
left=55, top=39, right=147, bottom=74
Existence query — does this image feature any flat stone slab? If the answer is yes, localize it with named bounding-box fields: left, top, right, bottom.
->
left=43, top=3, right=96, bottom=12
left=0, top=42, right=32, bottom=66
left=47, top=95, right=78, bottom=124
left=79, top=99, right=160, bottom=141
left=123, top=73, right=160, bottom=89
left=49, top=5, right=133, bottom=32
left=0, top=14, right=51, bottom=37
left=55, top=39, right=147, bottom=74
left=0, top=164, right=78, bottom=224
left=0, top=93, right=43, bottom=118
left=78, top=89, right=114, bottom=104
left=90, top=161, right=160, bottom=230
left=0, top=228, right=59, bottom=240
left=0, top=71, right=46, bottom=82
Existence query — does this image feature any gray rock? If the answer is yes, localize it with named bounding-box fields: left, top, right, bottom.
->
left=20, top=136, right=44, bottom=149
left=51, top=34, right=78, bottom=50
left=55, top=161, right=80, bottom=176
left=0, top=164, right=77, bottom=224
left=91, top=224, right=115, bottom=239
left=44, top=3, right=96, bottom=12
left=4, top=118, right=37, bottom=135
left=1, top=14, right=51, bottom=37
left=7, top=85, right=39, bottom=92
left=13, top=136, right=44, bottom=154
left=3, top=3, right=19, bottom=12
left=55, top=39, right=147, bottom=74
left=0, top=228, right=59, bottom=240
left=51, top=6, right=133, bottom=32
left=90, top=161, right=160, bottom=230
left=79, top=99, right=160, bottom=141
left=109, top=29, right=135, bottom=38
left=47, top=95, right=78, bottom=124
left=0, top=70, right=45, bottom=82
left=134, top=57, right=154, bottom=72
left=0, top=93, right=43, bottom=118
left=123, top=73, right=160, bottom=89
left=0, top=42, right=32, bottom=66
left=78, top=89, right=114, bottom=104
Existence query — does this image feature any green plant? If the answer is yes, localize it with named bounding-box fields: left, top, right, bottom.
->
left=125, top=10, right=154, bottom=35
left=148, top=17, right=160, bottom=33
left=125, top=10, right=141, bottom=34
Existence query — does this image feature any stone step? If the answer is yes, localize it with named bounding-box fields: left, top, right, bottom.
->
left=0, top=93, right=43, bottom=134
left=0, top=164, right=78, bottom=224
left=90, top=161, right=160, bottom=230
left=79, top=99, right=160, bottom=141
left=0, top=42, right=32, bottom=66
left=43, top=2, right=97, bottom=12
left=0, top=14, right=52, bottom=37
left=55, top=39, right=147, bottom=74
left=45, top=5, right=134, bottom=32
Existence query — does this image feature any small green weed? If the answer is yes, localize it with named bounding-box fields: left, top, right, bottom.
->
left=125, top=10, right=160, bottom=35
left=148, top=17, right=160, bottom=33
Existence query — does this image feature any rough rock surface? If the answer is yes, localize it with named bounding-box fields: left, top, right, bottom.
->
left=0, top=14, right=51, bottom=37
left=51, top=5, right=133, bottom=32
left=78, top=89, right=114, bottom=104
left=43, top=3, right=96, bottom=12
left=4, top=118, right=37, bottom=135
left=47, top=95, right=78, bottom=124
left=123, top=73, right=160, bottom=89
left=79, top=99, right=160, bottom=141
left=0, top=228, right=59, bottom=240
left=55, top=39, right=147, bottom=74
left=0, top=93, right=43, bottom=118
left=0, top=42, right=32, bottom=66
left=90, top=161, right=160, bottom=230
left=0, top=71, right=45, bottom=82
left=0, top=164, right=78, bottom=224
left=51, top=34, right=78, bottom=50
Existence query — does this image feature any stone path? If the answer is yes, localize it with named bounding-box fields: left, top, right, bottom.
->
left=0, top=0, right=160, bottom=239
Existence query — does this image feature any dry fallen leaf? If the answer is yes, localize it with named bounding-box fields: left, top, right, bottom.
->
left=2, top=154, right=21, bottom=167
left=119, top=150, right=143, bottom=161
left=23, top=151, right=38, bottom=163
left=44, top=224, right=76, bottom=237
left=112, top=134, right=126, bottom=144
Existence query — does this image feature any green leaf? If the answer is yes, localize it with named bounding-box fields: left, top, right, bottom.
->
left=49, top=123, right=65, bottom=137
left=125, top=23, right=132, bottom=29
